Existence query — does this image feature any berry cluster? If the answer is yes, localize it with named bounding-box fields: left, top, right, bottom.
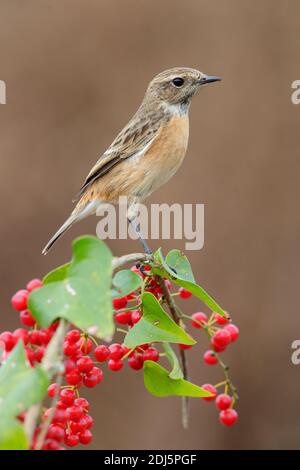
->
left=4, top=273, right=160, bottom=449
left=176, top=297, right=239, bottom=426
left=1, top=262, right=240, bottom=451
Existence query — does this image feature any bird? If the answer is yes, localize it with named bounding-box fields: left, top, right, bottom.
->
left=42, top=67, right=221, bottom=255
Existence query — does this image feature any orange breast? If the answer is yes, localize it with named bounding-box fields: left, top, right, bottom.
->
left=79, top=114, right=189, bottom=205
left=133, top=114, right=189, bottom=198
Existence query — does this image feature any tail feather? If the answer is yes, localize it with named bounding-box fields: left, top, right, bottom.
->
left=42, top=214, right=77, bottom=255
left=42, top=200, right=99, bottom=255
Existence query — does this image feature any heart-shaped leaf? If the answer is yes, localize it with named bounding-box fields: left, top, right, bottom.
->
left=124, top=292, right=195, bottom=348
left=29, top=236, right=114, bottom=339
left=154, top=249, right=226, bottom=317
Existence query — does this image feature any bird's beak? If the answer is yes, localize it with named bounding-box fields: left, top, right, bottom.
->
left=199, top=75, right=222, bottom=85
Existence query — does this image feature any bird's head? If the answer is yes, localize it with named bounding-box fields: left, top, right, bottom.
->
left=145, top=67, right=221, bottom=109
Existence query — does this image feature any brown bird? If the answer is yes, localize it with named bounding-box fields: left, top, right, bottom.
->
left=42, top=67, right=221, bottom=255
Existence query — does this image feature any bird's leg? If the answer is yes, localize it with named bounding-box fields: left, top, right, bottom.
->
left=129, top=217, right=152, bottom=255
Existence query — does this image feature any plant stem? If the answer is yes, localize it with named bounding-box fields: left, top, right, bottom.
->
left=155, top=275, right=189, bottom=429
left=112, top=253, right=150, bottom=271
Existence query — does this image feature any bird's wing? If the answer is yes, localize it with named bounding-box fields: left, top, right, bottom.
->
left=76, top=112, right=163, bottom=198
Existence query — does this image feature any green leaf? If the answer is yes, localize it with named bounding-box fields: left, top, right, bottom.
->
left=0, top=342, right=49, bottom=418
left=112, top=269, right=142, bottom=298
left=153, top=249, right=226, bottom=317
left=163, top=343, right=183, bottom=379
left=0, top=419, right=28, bottom=450
left=43, top=263, right=70, bottom=284
left=0, top=342, right=49, bottom=450
left=165, top=249, right=195, bottom=282
left=124, top=292, right=195, bottom=348
left=29, top=236, right=114, bottom=339
left=143, top=361, right=213, bottom=398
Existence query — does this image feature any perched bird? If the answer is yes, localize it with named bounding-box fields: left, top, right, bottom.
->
left=42, top=67, right=221, bottom=255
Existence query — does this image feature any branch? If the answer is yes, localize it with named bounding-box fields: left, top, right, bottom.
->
left=155, top=275, right=189, bottom=429
left=112, top=252, right=150, bottom=271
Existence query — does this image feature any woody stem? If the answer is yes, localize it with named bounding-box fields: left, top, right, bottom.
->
left=155, top=275, right=189, bottom=430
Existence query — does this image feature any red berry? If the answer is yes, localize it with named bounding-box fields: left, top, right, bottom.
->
left=224, top=324, right=239, bottom=342
left=66, top=369, right=82, bottom=386
left=44, top=407, right=67, bottom=424
left=46, top=424, right=64, bottom=442
left=42, top=438, right=61, bottom=450
left=83, top=367, right=103, bottom=387
left=178, top=343, right=192, bottom=350
left=74, top=397, right=90, bottom=411
left=66, top=329, right=81, bottom=343
left=211, top=329, right=231, bottom=349
left=0, top=331, right=16, bottom=351
left=211, top=341, right=226, bottom=353
left=138, top=344, right=149, bottom=351
left=131, top=310, right=142, bottom=324
left=81, top=414, right=93, bottom=429
left=77, top=337, right=93, bottom=354
left=219, top=408, right=238, bottom=426
left=30, top=330, right=43, bottom=346
left=203, top=350, right=218, bottom=365
left=11, top=289, right=28, bottom=311
left=109, top=343, right=124, bottom=360
left=164, top=279, right=172, bottom=290
left=63, top=341, right=78, bottom=357
left=39, top=328, right=52, bottom=345
left=33, top=346, right=45, bottom=363
left=20, top=309, right=36, bottom=327
left=26, top=278, right=43, bottom=292
left=13, top=328, right=29, bottom=345
left=79, top=429, right=93, bottom=445
left=64, top=431, right=79, bottom=447
left=191, top=312, right=208, bottom=328
left=76, top=356, right=94, bottom=373
left=108, top=359, right=123, bottom=371
left=214, top=313, right=230, bottom=325
left=178, top=287, right=192, bottom=299
left=143, top=347, right=159, bottom=362
left=64, top=358, right=76, bottom=374
left=94, top=344, right=110, bottom=362
left=49, top=321, right=59, bottom=332
left=201, top=384, right=217, bottom=401
left=56, top=400, right=68, bottom=410
left=66, top=405, right=84, bottom=422
left=114, top=311, right=132, bottom=325
left=113, top=297, right=128, bottom=310
left=216, top=394, right=232, bottom=411
left=25, top=347, right=35, bottom=365
left=128, top=353, right=143, bottom=370
left=47, top=383, right=60, bottom=398
left=60, top=388, right=75, bottom=405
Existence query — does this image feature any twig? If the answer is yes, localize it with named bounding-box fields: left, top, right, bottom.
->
left=155, top=275, right=189, bottom=429
left=112, top=253, right=150, bottom=271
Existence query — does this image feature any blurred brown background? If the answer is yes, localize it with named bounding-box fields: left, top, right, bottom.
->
left=0, top=0, right=299, bottom=450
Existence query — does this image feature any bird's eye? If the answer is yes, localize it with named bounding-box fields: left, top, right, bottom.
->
left=172, top=77, right=184, bottom=88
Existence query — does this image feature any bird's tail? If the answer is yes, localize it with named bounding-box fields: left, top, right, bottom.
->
left=42, top=200, right=99, bottom=255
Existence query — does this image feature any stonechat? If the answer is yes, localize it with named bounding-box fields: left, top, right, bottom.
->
left=43, top=67, right=221, bottom=254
